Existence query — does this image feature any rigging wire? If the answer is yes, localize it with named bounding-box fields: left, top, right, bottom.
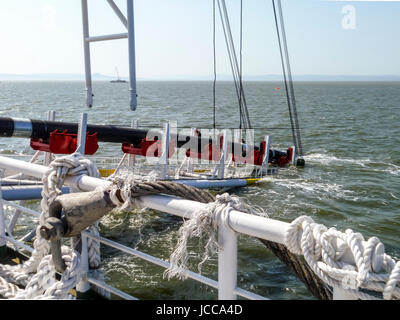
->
left=272, top=0, right=304, bottom=156
left=213, top=0, right=217, bottom=131
left=239, top=0, right=243, bottom=130
left=238, top=0, right=252, bottom=131
left=217, top=0, right=242, bottom=121
left=217, top=0, right=252, bottom=130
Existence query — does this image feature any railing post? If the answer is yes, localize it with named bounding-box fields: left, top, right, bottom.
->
left=76, top=232, right=91, bottom=298
left=0, top=170, right=7, bottom=258
left=229, top=129, right=242, bottom=167
left=291, top=145, right=296, bottom=165
left=75, top=114, right=91, bottom=298
left=81, top=0, right=93, bottom=108
left=218, top=219, right=237, bottom=300
left=129, top=119, right=138, bottom=168
left=44, top=111, right=56, bottom=166
left=76, top=113, right=88, bottom=155
left=259, top=135, right=270, bottom=176
left=159, top=122, right=170, bottom=179
left=187, top=128, right=196, bottom=173
left=127, top=0, right=137, bottom=110
left=214, top=129, right=228, bottom=179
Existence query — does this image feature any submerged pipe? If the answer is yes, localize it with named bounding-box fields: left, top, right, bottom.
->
left=1, top=186, right=70, bottom=201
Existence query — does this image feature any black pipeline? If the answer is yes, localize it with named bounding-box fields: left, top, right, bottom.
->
left=0, top=116, right=259, bottom=150
left=0, top=117, right=293, bottom=161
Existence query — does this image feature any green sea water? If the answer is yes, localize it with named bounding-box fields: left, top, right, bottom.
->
left=0, top=80, right=399, bottom=299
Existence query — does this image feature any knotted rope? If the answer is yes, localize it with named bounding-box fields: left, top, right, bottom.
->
left=104, top=173, right=215, bottom=212
left=103, top=173, right=244, bottom=280
left=163, top=193, right=266, bottom=280
left=285, top=215, right=400, bottom=300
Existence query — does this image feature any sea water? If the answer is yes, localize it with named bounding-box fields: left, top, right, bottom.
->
left=0, top=80, right=399, bottom=299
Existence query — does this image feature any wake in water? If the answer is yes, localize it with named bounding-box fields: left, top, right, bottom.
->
left=304, top=153, right=372, bottom=166
left=304, top=152, right=400, bottom=175
left=248, top=150, right=400, bottom=229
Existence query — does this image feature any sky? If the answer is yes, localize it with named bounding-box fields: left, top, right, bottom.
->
left=0, top=0, right=399, bottom=79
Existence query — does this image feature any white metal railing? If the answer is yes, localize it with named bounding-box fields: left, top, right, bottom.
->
left=0, top=188, right=268, bottom=300
left=0, top=155, right=288, bottom=299
left=0, top=155, right=360, bottom=300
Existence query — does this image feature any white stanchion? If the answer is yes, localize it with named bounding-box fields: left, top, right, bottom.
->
left=218, top=219, right=237, bottom=299
left=76, top=233, right=90, bottom=294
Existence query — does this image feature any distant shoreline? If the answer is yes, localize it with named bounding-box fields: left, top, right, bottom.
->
left=1, top=79, right=400, bottom=83
left=2, top=73, right=400, bottom=82
left=1, top=73, right=400, bottom=82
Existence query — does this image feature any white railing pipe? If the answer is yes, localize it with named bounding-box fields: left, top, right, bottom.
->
left=0, top=155, right=370, bottom=269
left=86, top=33, right=128, bottom=42
left=0, top=155, right=290, bottom=245
left=83, top=231, right=220, bottom=290
left=218, top=217, right=237, bottom=299
left=87, top=277, right=138, bottom=300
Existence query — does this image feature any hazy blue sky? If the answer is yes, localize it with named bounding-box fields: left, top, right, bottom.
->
left=0, top=0, right=399, bottom=79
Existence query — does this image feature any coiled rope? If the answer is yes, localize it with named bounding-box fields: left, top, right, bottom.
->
left=285, top=216, right=400, bottom=300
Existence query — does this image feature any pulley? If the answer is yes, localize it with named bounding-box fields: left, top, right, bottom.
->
left=40, top=189, right=116, bottom=272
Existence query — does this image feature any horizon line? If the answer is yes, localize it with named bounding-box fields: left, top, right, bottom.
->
left=2, top=73, right=400, bottom=81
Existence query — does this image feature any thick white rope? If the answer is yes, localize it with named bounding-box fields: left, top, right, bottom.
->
left=0, top=153, right=102, bottom=299
left=12, top=246, right=80, bottom=300
left=87, top=222, right=101, bottom=269
left=285, top=215, right=400, bottom=300
left=0, top=276, right=23, bottom=298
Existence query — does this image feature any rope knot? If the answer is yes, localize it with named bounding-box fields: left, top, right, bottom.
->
left=285, top=215, right=314, bottom=255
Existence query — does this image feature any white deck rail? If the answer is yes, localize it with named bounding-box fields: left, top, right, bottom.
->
left=0, top=155, right=359, bottom=300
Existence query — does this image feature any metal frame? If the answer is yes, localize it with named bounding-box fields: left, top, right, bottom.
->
left=81, top=0, right=137, bottom=110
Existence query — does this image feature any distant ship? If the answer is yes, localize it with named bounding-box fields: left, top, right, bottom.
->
left=110, top=67, right=127, bottom=83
